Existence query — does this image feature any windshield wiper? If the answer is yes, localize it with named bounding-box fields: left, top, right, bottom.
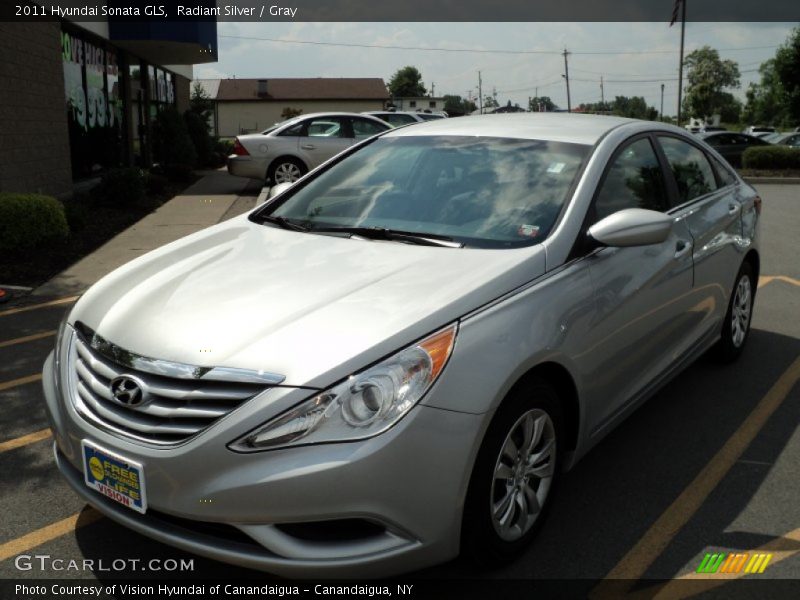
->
left=258, top=215, right=309, bottom=232
left=308, top=226, right=463, bottom=248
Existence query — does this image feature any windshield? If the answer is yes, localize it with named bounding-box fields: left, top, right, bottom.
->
left=258, top=136, right=589, bottom=248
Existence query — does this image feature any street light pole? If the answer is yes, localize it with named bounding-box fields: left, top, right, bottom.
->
left=660, top=83, right=665, bottom=121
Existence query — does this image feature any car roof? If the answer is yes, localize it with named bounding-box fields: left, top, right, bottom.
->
left=381, top=113, right=665, bottom=146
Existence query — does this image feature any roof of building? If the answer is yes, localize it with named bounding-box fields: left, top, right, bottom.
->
left=214, top=78, right=389, bottom=101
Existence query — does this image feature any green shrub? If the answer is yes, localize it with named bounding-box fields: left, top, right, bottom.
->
left=184, top=110, right=213, bottom=166
left=0, top=193, right=69, bottom=254
left=93, top=168, right=147, bottom=206
left=152, top=107, right=197, bottom=172
left=215, top=139, right=234, bottom=156
left=742, top=146, right=800, bottom=170
left=63, top=193, right=91, bottom=232
left=146, top=172, right=169, bottom=195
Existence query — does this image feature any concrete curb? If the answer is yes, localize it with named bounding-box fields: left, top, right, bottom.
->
left=256, top=186, right=270, bottom=206
left=743, top=177, right=800, bottom=185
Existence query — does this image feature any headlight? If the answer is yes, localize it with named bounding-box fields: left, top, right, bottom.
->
left=229, top=324, right=457, bottom=452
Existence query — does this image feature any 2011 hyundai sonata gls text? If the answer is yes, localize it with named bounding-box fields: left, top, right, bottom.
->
left=43, top=113, right=760, bottom=577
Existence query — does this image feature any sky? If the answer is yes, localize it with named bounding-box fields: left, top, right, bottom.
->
left=195, top=22, right=798, bottom=116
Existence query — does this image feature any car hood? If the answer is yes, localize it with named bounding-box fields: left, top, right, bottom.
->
left=70, top=216, right=545, bottom=387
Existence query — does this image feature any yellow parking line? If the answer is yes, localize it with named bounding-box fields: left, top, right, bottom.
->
left=0, top=374, right=42, bottom=392
left=758, top=275, right=800, bottom=289
left=0, top=429, right=52, bottom=454
left=774, top=275, right=800, bottom=287
left=0, top=509, right=102, bottom=562
left=0, top=296, right=79, bottom=318
left=590, top=354, right=800, bottom=598
left=0, top=330, right=56, bottom=349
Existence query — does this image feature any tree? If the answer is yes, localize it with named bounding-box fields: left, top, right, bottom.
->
left=611, top=96, right=658, bottom=120
left=443, top=94, right=476, bottom=115
left=281, top=107, right=303, bottom=119
left=528, top=96, right=557, bottom=112
left=189, top=81, right=214, bottom=129
left=743, top=60, right=786, bottom=126
left=744, top=28, right=800, bottom=127
left=483, top=95, right=499, bottom=109
left=388, top=66, right=426, bottom=97
left=774, top=28, right=800, bottom=125
left=682, top=46, right=740, bottom=121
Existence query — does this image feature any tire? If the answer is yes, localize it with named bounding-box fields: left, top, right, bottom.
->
left=461, top=377, right=563, bottom=567
left=268, top=157, right=306, bottom=185
left=713, top=261, right=755, bottom=363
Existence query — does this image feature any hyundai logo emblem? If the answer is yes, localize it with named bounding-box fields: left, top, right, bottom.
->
left=110, top=375, right=150, bottom=407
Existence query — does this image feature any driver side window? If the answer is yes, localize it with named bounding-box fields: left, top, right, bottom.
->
left=593, top=137, right=669, bottom=223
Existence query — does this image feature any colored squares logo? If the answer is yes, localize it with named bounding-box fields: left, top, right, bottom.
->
left=696, top=552, right=773, bottom=574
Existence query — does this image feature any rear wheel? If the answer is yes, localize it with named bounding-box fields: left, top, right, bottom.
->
left=461, top=378, right=562, bottom=566
left=713, top=261, right=755, bottom=363
left=268, top=157, right=306, bottom=185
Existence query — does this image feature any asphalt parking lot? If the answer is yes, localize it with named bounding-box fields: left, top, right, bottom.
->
left=0, top=184, right=798, bottom=596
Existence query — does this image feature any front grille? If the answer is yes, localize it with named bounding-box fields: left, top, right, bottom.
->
left=67, top=323, right=278, bottom=445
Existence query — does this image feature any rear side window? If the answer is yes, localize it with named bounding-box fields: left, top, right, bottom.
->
left=351, top=118, right=388, bottom=140
left=278, top=122, right=305, bottom=136
left=658, top=136, right=717, bottom=204
left=386, top=114, right=417, bottom=126
left=709, top=155, right=737, bottom=187
left=593, top=137, right=669, bottom=222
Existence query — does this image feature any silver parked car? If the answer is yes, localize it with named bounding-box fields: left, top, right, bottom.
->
left=227, top=112, right=391, bottom=184
left=44, top=114, right=760, bottom=577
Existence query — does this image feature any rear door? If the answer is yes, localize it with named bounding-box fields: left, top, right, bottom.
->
left=655, top=134, right=744, bottom=344
left=295, top=116, right=351, bottom=168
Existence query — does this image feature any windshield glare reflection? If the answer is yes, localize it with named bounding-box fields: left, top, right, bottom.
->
left=263, top=136, right=589, bottom=249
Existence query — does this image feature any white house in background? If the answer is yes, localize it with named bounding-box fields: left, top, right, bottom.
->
left=194, top=77, right=390, bottom=138
left=390, top=96, right=447, bottom=112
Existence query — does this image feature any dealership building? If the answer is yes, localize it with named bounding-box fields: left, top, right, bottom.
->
left=0, top=16, right=217, bottom=198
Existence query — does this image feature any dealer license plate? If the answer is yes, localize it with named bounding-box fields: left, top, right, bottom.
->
left=81, top=440, right=147, bottom=514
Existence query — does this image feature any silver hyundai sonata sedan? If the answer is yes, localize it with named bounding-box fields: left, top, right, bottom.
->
left=43, top=113, right=760, bottom=577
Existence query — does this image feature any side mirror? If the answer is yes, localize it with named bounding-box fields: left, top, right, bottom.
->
left=587, top=208, right=673, bottom=248
left=269, top=182, right=294, bottom=199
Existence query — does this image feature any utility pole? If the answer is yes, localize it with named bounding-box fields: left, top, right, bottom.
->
left=478, top=71, right=483, bottom=114
left=430, top=82, right=435, bottom=96
left=600, top=76, right=605, bottom=106
left=676, top=0, right=687, bottom=126
left=660, top=83, right=665, bottom=121
left=562, top=48, right=572, bottom=113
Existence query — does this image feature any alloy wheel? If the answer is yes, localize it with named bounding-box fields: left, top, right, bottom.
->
left=274, top=162, right=302, bottom=183
left=731, top=275, right=752, bottom=348
left=490, top=408, right=556, bottom=542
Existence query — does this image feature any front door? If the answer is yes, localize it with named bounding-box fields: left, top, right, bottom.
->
left=580, top=136, right=696, bottom=431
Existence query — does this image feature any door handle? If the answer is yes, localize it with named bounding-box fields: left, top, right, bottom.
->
left=728, top=203, right=741, bottom=215
left=301, top=144, right=316, bottom=150
left=675, top=239, right=693, bottom=259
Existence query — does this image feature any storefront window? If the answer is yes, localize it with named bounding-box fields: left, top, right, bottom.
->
left=61, top=28, right=125, bottom=178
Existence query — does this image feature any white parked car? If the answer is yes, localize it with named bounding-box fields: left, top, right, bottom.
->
left=227, top=112, right=391, bottom=184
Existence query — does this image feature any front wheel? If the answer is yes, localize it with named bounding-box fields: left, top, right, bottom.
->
left=461, top=378, right=562, bottom=566
left=713, top=261, right=755, bottom=363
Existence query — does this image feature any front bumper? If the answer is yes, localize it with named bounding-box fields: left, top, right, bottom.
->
left=43, top=352, right=484, bottom=577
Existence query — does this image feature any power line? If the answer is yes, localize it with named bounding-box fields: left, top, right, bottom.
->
left=218, top=34, right=781, bottom=57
